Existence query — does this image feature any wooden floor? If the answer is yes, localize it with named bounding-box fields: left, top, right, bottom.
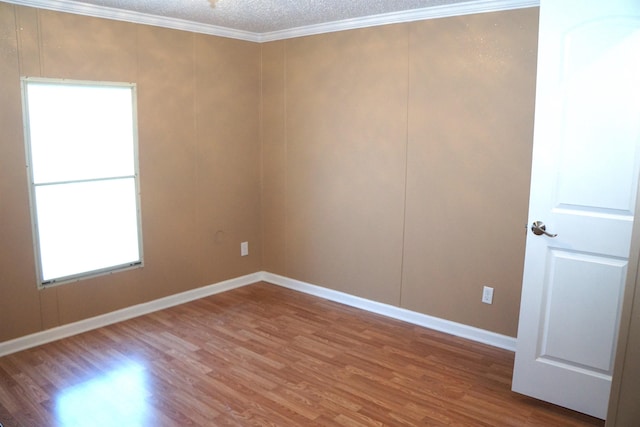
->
left=0, top=282, right=604, bottom=426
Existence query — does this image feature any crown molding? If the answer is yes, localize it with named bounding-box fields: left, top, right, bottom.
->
left=258, top=0, right=539, bottom=42
left=3, top=0, right=261, bottom=42
left=3, top=0, right=539, bottom=43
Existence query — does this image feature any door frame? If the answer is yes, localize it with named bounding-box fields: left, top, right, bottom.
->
left=606, top=176, right=640, bottom=424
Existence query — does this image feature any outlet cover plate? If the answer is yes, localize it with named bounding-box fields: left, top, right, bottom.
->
left=482, top=286, right=494, bottom=304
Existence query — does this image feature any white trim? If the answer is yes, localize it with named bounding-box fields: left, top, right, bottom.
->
left=0, top=271, right=516, bottom=356
left=0, top=272, right=261, bottom=357
left=3, top=0, right=261, bottom=42
left=4, top=0, right=539, bottom=42
left=261, top=272, right=517, bottom=351
left=258, top=0, right=539, bottom=42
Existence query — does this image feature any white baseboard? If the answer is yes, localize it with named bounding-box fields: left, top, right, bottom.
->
left=261, top=272, right=517, bottom=352
left=0, top=272, right=262, bottom=357
left=0, top=270, right=516, bottom=357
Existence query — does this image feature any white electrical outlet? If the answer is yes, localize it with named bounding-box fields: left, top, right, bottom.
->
left=241, top=241, right=249, bottom=256
left=482, top=286, right=494, bottom=304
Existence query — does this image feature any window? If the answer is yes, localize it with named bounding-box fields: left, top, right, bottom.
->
left=22, top=78, right=143, bottom=287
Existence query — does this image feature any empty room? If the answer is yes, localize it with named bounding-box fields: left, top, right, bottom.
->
left=1, top=0, right=639, bottom=425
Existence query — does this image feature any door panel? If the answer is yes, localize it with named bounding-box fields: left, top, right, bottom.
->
left=558, top=20, right=640, bottom=213
left=513, top=0, right=640, bottom=419
left=541, top=250, right=626, bottom=372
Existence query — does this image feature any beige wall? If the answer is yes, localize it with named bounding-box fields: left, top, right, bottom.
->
left=261, top=8, right=539, bottom=337
left=1, top=2, right=539, bottom=343
left=0, top=3, right=261, bottom=342
left=402, top=12, right=538, bottom=335
left=281, top=25, right=409, bottom=305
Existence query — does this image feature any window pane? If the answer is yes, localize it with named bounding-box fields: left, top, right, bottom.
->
left=27, top=83, right=135, bottom=184
left=35, top=178, right=140, bottom=282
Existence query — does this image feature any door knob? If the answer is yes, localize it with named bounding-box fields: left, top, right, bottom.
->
left=531, top=221, right=557, bottom=237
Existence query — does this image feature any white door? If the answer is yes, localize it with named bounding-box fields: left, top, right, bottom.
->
left=512, top=0, right=640, bottom=420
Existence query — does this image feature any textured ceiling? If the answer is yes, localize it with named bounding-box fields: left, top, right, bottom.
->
left=7, top=0, right=537, bottom=40
left=63, top=0, right=472, bottom=33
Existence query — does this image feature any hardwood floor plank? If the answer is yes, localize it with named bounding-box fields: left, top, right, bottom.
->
left=0, top=282, right=604, bottom=426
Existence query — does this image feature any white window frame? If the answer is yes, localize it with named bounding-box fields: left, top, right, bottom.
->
left=21, top=77, right=144, bottom=288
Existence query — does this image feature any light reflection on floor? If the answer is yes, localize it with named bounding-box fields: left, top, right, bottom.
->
left=55, top=363, right=151, bottom=427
